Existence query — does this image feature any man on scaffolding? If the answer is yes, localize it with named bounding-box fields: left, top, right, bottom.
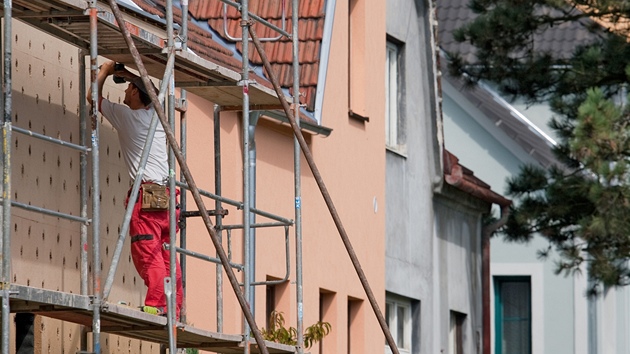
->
left=87, top=60, right=183, bottom=320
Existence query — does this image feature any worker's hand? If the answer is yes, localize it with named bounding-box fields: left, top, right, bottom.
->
left=99, top=61, right=116, bottom=76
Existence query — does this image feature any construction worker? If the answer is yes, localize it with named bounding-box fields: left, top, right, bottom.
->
left=87, top=60, right=183, bottom=320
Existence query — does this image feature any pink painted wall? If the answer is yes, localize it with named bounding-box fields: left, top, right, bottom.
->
left=182, top=0, right=387, bottom=352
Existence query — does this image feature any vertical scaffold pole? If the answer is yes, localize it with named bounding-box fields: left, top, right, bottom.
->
left=1, top=0, right=12, bottom=353
left=78, top=48, right=89, bottom=352
left=240, top=1, right=253, bottom=352
left=214, top=105, right=224, bottom=332
left=166, top=0, right=177, bottom=351
left=179, top=0, right=190, bottom=326
left=291, top=0, right=304, bottom=351
left=88, top=1, right=102, bottom=352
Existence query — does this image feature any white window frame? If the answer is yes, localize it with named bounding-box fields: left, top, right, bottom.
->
left=385, top=41, right=400, bottom=151
left=385, top=296, right=411, bottom=354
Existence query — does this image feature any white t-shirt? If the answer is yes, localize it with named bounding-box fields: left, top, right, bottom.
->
left=101, top=99, right=169, bottom=184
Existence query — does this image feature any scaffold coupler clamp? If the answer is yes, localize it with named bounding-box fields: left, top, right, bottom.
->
left=237, top=79, right=258, bottom=87
left=240, top=19, right=254, bottom=28
left=0, top=282, right=17, bottom=296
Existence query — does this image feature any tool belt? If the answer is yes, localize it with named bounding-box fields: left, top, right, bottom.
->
left=141, top=183, right=169, bottom=211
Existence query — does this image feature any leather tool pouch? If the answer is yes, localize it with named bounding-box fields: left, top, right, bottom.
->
left=141, top=184, right=168, bottom=211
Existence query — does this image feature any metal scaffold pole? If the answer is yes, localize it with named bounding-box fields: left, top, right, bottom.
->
left=1, top=0, right=12, bottom=352
left=214, top=105, right=224, bottom=333
left=165, top=1, right=178, bottom=352
left=291, top=0, right=304, bottom=352
left=240, top=1, right=253, bottom=353
left=79, top=47, right=90, bottom=352
left=247, top=25, right=402, bottom=354
left=88, top=1, right=102, bottom=352
left=104, top=1, right=270, bottom=352
left=179, top=0, right=190, bottom=327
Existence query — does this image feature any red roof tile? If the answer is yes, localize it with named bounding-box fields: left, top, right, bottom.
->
left=443, top=150, right=511, bottom=206
left=130, top=0, right=324, bottom=113
left=189, top=0, right=325, bottom=112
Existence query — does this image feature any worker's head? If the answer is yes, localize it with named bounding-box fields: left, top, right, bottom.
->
left=123, top=77, right=157, bottom=107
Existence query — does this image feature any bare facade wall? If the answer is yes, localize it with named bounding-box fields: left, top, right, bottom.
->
left=9, top=20, right=161, bottom=353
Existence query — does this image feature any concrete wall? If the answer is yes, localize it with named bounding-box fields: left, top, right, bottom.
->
left=434, top=188, right=487, bottom=354
left=4, top=0, right=388, bottom=351
left=386, top=1, right=487, bottom=354
left=385, top=0, right=438, bottom=352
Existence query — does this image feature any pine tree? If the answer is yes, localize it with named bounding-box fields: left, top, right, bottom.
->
left=447, top=0, right=630, bottom=292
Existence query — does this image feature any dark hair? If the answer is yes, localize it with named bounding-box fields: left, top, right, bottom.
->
left=133, top=84, right=153, bottom=106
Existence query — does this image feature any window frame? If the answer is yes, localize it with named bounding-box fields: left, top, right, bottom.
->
left=385, top=39, right=405, bottom=154
left=494, top=276, right=532, bottom=354
left=385, top=295, right=412, bottom=354
left=449, top=311, right=466, bottom=354
left=385, top=39, right=400, bottom=150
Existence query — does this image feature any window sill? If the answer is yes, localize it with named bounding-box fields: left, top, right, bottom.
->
left=386, top=145, right=407, bottom=158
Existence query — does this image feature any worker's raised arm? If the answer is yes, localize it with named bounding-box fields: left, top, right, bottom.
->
left=86, top=60, right=116, bottom=107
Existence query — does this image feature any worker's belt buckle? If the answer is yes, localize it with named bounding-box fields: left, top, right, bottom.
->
left=141, top=184, right=169, bottom=211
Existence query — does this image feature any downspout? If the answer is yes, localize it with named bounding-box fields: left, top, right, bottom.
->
left=248, top=112, right=259, bottom=318
left=444, top=152, right=511, bottom=354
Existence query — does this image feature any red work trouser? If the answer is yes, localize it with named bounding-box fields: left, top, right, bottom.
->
left=127, top=185, right=183, bottom=318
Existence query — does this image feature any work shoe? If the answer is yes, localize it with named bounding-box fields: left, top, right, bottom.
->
left=140, top=305, right=165, bottom=316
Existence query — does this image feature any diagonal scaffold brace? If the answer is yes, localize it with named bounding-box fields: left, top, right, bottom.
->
left=247, top=23, right=402, bottom=354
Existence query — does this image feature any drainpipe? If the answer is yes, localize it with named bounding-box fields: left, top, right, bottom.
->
left=443, top=152, right=511, bottom=354
left=248, top=112, right=259, bottom=318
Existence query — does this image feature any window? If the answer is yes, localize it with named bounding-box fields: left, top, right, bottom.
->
left=265, top=278, right=288, bottom=329
left=266, top=284, right=277, bottom=329
left=386, top=40, right=404, bottom=151
left=494, top=277, right=531, bottom=354
left=319, top=290, right=336, bottom=354
left=348, top=0, right=369, bottom=121
left=449, top=311, right=466, bottom=354
left=385, top=295, right=412, bottom=354
left=347, top=297, right=364, bottom=353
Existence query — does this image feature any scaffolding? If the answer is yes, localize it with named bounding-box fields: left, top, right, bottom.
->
left=0, top=0, right=401, bottom=353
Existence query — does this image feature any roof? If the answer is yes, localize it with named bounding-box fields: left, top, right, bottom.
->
left=436, top=0, right=579, bottom=170
left=440, top=59, right=560, bottom=169
left=443, top=150, right=511, bottom=207
left=132, top=0, right=325, bottom=113
left=436, top=0, right=601, bottom=63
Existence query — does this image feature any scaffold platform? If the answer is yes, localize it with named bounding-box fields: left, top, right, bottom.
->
left=6, top=0, right=286, bottom=109
left=5, top=285, right=296, bottom=353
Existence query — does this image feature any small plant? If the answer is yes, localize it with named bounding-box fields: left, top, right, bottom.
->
left=185, top=349, right=198, bottom=354
left=261, top=311, right=331, bottom=349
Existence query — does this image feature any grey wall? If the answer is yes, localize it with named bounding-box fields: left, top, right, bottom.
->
left=385, top=0, right=439, bottom=353
left=386, top=1, right=488, bottom=354
left=434, top=188, right=487, bottom=354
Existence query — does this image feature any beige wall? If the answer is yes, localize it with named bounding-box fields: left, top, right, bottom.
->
left=5, top=0, right=387, bottom=351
